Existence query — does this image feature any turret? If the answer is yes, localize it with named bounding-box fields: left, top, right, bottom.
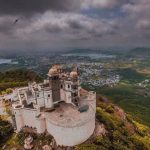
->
left=36, top=114, right=46, bottom=133
left=13, top=105, right=24, bottom=132
left=70, top=69, right=79, bottom=106
left=47, top=65, right=61, bottom=103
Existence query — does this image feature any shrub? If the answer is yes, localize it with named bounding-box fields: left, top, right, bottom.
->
left=6, top=88, right=13, bottom=94
left=105, top=105, right=114, bottom=113
left=77, top=144, right=99, bottom=150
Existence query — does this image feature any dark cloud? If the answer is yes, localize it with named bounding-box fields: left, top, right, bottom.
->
left=0, top=22, right=12, bottom=35
left=44, top=24, right=63, bottom=33
left=0, top=0, right=128, bottom=17
left=0, top=0, right=150, bottom=51
left=136, top=20, right=150, bottom=31
left=0, top=0, right=79, bottom=16
left=67, top=20, right=84, bottom=30
left=0, top=16, right=16, bottom=35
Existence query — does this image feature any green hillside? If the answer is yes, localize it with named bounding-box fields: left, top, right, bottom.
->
left=77, top=98, right=150, bottom=150
left=0, top=69, right=42, bottom=91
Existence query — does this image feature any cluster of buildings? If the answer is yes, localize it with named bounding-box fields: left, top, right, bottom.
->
left=77, top=63, right=120, bottom=87
left=83, top=76, right=120, bottom=88
left=138, top=79, right=150, bottom=88
left=13, top=65, right=96, bottom=146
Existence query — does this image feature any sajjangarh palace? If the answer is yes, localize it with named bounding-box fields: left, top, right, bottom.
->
left=13, top=65, right=96, bottom=146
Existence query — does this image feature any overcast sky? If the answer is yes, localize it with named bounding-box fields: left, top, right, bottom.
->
left=0, top=0, right=150, bottom=51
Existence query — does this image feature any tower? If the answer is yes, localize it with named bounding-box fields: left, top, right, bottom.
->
left=48, top=65, right=61, bottom=103
left=70, top=69, right=79, bottom=106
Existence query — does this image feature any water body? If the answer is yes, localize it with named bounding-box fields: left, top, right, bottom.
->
left=62, top=53, right=116, bottom=59
left=0, top=58, right=18, bottom=64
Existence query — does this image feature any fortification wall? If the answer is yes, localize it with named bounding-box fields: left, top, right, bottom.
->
left=36, top=117, right=46, bottom=133
left=13, top=107, right=24, bottom=131
left=14, top=106, right=46, bottom=133
left=21, top=108, right=37, bottom=128
left=46, top=117, right=95, bottom=146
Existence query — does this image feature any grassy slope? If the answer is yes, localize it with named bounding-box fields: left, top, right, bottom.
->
left=77, top=99, right=150, bottom=150
left=96, top=85, right=150, bottom=127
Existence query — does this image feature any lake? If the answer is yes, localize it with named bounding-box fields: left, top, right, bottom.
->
left=62, top=53, right=116, bottom=59
left=0, top=58, right=18, bottom=64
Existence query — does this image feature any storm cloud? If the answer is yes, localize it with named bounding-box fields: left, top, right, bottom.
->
left=0, top=0, right=79, bottom=16
left=0, top=0, right=150, bottom=51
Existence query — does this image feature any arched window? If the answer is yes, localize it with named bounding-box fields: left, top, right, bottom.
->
left=68, top=85, right=70, bottom=89
left=61, top=84, right=63, bottom=89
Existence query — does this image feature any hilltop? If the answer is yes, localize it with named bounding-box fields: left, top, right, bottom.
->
left=1, top=97, right=150, bottom=150
left=0, top=67, right=150, bottom=150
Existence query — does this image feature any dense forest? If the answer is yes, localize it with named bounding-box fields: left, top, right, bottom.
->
left=0, top=119, right=14, bottom=146
left=0, top=69, right=42, bottom=91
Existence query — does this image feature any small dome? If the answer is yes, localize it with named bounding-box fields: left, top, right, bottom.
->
left=48, top=67, right=58, bottom=76
left=70, top=71, right=78, bottom=78
left=54, top=65, right=61, bottom=70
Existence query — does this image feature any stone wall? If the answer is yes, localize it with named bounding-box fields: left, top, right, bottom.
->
left=46, top=117, right=95, bottom=146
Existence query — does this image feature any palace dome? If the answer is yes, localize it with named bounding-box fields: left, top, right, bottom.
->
left=48, top=67, right=58, bottom=76
left=70, top=71, right=78, bottom=78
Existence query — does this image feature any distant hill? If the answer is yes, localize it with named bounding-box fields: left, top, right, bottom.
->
left=129, top=47, right=150, bottom=57
left=63, top=49, right=125, bottom=56
left=64, top=49, right=102, bottom=54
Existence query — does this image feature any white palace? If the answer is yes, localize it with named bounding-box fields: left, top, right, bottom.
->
left=13, top=65, right=96, bottom=146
